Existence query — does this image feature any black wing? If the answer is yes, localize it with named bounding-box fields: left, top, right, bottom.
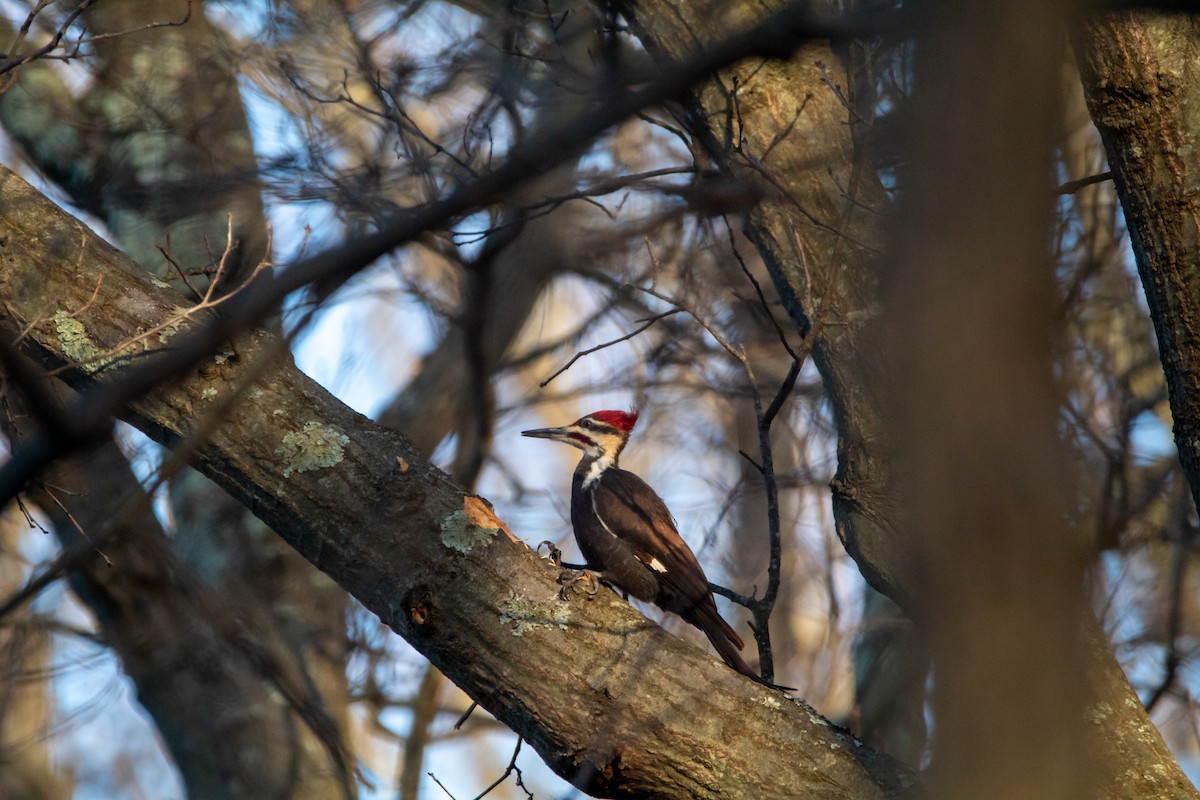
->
left=590, top=468, right=714, bottom=612
left=592, top=468, right=764, bottom=678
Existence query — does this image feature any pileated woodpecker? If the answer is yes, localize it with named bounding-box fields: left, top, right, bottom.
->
left=522, top=409, right=778, bottom=687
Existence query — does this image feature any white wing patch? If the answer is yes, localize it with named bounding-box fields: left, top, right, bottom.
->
left=645, top=556, right=668, bottom=573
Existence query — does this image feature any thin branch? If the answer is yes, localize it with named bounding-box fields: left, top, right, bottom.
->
left=428, top=772, right=458, bottom=800
left=471, top=736, right=532, bottom=800
left=1145, top=520, right=1194, bottom=712
left=1057, top=170, right=1113, bottom=195
left=13, top=494, right=49, bottom=535
left=725, top=220, right=799, bottom=360
left=451, top=167, right=697, bottom=240
left=763, top=359, right=802, bottom=431
left=709, top=580, right=756, bottom=608
left=0, top=0, right=91, bottom=80
left=39, top=484, right=112, bottom=566
left=452, top=701, right=478, bottom=730
left=44, top=224, right=272, bottom=379
left=540, top=309, right=682, bottom=387
left=73, top=0, right=193, bottom=45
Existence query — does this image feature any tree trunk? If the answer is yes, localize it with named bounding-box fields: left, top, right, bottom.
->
left=1074, top=12, right=1200, bottom=515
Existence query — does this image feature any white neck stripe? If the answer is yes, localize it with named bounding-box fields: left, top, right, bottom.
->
left=581, top=453, right=614, bottom=489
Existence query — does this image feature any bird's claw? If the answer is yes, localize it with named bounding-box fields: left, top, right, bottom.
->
left=557, top=569, right=599, bottom=601
left=536, top=540, right=563, bottom=566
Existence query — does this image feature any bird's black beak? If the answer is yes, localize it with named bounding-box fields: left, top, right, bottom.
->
left=521, top=426, right=569, bottom=441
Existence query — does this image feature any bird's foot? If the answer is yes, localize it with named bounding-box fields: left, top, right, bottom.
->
left=556, top=569, right=599, bottom=602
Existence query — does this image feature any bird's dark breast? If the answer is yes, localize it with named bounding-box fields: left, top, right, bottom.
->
left=571, top=483, right=660, bottom=602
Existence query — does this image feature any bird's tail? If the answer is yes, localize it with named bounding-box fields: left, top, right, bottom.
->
left=685, top=601, right=793, bottom=691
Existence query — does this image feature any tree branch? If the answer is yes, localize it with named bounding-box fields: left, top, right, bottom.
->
left=0, top=160, right=912, bottom=800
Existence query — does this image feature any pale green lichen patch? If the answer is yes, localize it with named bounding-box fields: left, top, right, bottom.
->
left=759, top=695, right=782, bottom=710
left=200, top=387, right=218, bottom=401
left=498, top=590, right=569, bottom=636
left=157, top=306, right=190, bottom=344
left=276, top=421, right=350, bottom=478
left=54, top=311, right=120, bottom=372
left=439, top=509, right=498, bottom=553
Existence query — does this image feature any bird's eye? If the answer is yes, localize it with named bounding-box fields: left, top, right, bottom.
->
left=579, top=419, right=594, bottom=429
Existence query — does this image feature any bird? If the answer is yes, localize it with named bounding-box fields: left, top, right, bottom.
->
left=522, top=408, right=782, bottom=688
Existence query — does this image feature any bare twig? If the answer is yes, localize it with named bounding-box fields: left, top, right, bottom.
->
left=68, top=0, right=192, bottom=46
left=451, top=167, right=698, bottom=241
left=1057, top=170, right=1114, bottom=195
left=45, top=221, right=272, bottom=378
left=428, top=772, right=458, bottom=800
left=709, top=580, right=757, bottom=608
left=540, top=309, right=682, bottom=387
left=724, top=221, right=812, bottom=429
left=39, top=484, right=112, bottom=566
left=0, top=0, right=91, bottom=81
left=471, top=736, right=532, bottom=800
left=1145, top=520, right=1194, bottom=712
left=13, top=494, right=49, bottom=535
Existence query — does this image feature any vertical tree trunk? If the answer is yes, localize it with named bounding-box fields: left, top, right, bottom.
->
left=1074, top=12, right=1200, bottom=513
left=884, top=4, right=1092, bottom=798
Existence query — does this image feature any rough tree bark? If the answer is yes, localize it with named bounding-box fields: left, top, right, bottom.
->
left=1075, top=12, right=1200, bottom=513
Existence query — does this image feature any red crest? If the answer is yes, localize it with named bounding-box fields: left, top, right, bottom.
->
left=583, top=409, right=640, bottom=433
